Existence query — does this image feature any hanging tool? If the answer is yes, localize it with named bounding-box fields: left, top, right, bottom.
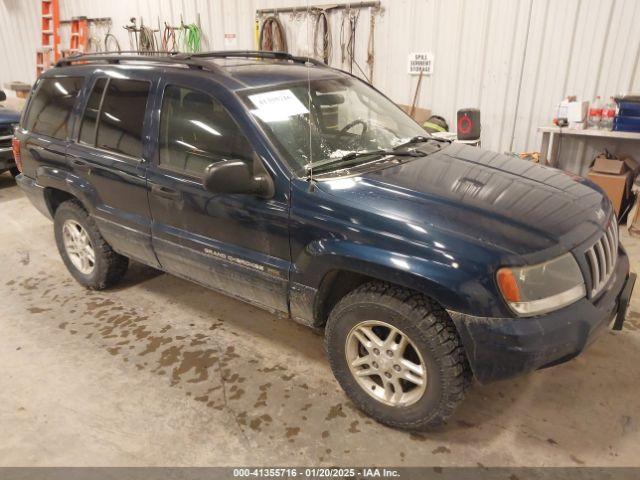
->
left=259, top=13, right=288, bottom=52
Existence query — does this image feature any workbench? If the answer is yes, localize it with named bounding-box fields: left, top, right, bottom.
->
left=538, top=126, right=640, bottom=173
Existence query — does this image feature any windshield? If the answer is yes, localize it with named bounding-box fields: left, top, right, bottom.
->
left=242, top=77, right=428, bottom=176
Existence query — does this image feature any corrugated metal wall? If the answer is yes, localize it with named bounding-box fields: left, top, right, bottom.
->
left=1, top=0, right=639, bottom=154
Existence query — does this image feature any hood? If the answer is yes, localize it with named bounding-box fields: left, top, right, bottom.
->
left=317, top=143, right=610, bottom=259
left=0, top=106, right=20, bottom=124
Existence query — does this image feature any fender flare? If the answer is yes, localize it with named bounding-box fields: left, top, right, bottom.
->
left=35, top=165, right=99, bottom=215
left=291, top=239, right=499, bottom=325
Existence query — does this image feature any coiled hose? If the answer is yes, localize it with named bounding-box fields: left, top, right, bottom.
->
left=182, top=23, right=202, bottom=53
left=139, top=24, right=157, bottom=53
left=314, top=11, right=331, bottom=64
left=259, top=15, right=287, bottom=52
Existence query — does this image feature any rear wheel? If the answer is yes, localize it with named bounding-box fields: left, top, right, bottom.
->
left=54, top=200, right=128, bottom=289
left=325, top=282, right=471, bottom=430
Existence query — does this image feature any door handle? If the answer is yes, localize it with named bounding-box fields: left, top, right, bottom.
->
left=151, top=183, right=181, bottom=199
left=70, top=158, right=91, bottom=172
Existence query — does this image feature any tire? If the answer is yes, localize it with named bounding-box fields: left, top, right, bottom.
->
left=10, top=167, right=20, bottom=177
left=325, top=281, right=471, bottom=430
left=54, top=200, right=129, bottom=289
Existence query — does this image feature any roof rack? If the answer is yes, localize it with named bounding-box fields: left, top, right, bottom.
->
left=54, top=50, right=328, bottom=74
left=54, top=51, right=223, bottom=74
left=178, top=50, right=327, bottom=68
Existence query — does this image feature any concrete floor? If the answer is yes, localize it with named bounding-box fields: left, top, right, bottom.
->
left=1, top=171, right=640, bottom=467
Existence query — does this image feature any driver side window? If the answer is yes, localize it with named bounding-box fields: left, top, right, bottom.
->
left=159, top=85, right=253, bottom=177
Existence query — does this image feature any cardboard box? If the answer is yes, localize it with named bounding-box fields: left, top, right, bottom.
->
left=587, top=170, right=632, bottom=215
left=627, top=195, right=640, bottom=237
left=592, top=156, right=627, bottom=175
left=398, top=104, right=432, bottom=125
left=567, top=101, right=588, bottom=122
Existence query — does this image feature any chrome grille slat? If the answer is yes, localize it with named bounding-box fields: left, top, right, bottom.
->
left=594, top=242, right=606, bottom=284
left=601, top=232, right=612, bottom=274
left=586, top=249, right=599, bottom=291
left=585, top=219, right=619, bottom=298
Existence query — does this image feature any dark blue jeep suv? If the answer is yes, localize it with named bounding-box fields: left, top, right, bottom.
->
left=14, top=51, right=635, bottom=430
left=0, top=90, right=20, bottom=177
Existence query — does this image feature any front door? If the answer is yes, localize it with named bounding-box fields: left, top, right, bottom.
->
left=146, top=78, right=290, bottom=313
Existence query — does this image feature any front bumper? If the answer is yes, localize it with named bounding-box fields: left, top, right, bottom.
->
left=449, top=250, right=633, bottom=384
left=0, top=146, right=15, bottom=170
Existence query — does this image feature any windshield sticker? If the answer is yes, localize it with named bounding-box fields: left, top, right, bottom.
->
left=249, top=89, right=309, bottom=122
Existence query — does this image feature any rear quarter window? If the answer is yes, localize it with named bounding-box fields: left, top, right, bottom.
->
left=24, top=77, right=84, bottom=140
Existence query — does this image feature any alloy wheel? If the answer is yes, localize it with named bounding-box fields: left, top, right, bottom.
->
left=345, top=320, right=427, bottom=407
left=62, top=219, right=96, bottom=275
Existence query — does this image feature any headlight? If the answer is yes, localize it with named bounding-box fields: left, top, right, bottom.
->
left=496, top=253, right=586, bottom=316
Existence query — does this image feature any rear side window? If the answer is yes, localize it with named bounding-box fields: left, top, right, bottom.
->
left=159, top=85, right=253, bottom=177
left=95, top=79, right=150, bottom=158
left=78, top=78, right=107, bottom=145
left=25, top=77, right=84, bottom=139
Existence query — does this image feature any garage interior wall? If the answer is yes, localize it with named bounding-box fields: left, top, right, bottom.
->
left=1, top=0, right=639, bottom=155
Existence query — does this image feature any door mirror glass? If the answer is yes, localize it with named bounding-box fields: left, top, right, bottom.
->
left=203, top=160, right=273, bottom=198
left=0, top=90, right=6, bottom=102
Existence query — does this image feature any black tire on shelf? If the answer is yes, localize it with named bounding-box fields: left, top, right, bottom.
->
left=325, top=281, right=471, bottom=431
left=54, top=200, right=129, bottom=290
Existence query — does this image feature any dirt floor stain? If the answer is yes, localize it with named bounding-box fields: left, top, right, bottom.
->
left=326, top=403, right=347, bottom=420
left=285, top=426, right=300, bottom=440
left=432, top=446, right=451, bottom=454
left=27, top=306, right=50, bottom=314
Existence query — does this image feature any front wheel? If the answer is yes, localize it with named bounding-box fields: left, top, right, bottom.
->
left=325, top=282, right=471, bottom=430
left=9, top=167, right=20, bottom=177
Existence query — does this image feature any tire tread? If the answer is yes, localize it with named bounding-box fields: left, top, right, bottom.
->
left=326, top=281, right=471, bottom=430
left=55, top=199, right=128, bottom=289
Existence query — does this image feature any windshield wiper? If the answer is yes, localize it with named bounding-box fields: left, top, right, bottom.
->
left=305, top=148, right=426, bottom=174
left=392, top=135, right=430, bottom=150
left=392, top=134, right=451, bottom=151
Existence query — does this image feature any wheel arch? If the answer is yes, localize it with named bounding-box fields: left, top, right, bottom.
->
left=291, top=239, right=483, bottom=328
left=35, top=165, right=97, bottom=216
left=310, top=265, right=458, bottom=328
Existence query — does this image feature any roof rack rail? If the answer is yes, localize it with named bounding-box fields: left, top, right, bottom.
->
left=54, top=51, right=223, bottom=74
left=54, top=50, right=327, bottom=73
left=179, top=50, right=327, bottom=67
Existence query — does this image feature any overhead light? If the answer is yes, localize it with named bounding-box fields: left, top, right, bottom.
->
left=190, top=119, right=221, bottom=136
left=54, top=82, right=68, bottom=95
left=104, top=112, right=120, bottom=123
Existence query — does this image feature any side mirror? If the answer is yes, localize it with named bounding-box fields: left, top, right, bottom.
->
left=0, top=90, right=6, bottom=102
left=203, top=159, right=274, bottom=198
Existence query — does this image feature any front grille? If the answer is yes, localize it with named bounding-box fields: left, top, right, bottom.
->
left=0, top=125, right=13, bottom=148
left=585, top=219, right=619, bottom=298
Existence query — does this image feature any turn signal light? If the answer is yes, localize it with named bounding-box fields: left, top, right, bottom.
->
left=496, top=268, right=521, bottom=302
left=11, top=137, right=22, bottom=172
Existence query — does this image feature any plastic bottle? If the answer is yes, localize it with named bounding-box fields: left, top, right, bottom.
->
left=588, top=96, right=602, bottom=129
left=600, top=97, right=616, bottom=130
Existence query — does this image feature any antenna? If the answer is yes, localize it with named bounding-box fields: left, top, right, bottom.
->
left=306, top=0, right=314, bottom=190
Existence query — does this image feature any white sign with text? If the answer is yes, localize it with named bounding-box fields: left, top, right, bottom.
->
left=408, top=52, right=434, bottom=75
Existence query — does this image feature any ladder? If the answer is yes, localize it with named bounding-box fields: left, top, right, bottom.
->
left=36, top=0, right=60, bottom=76
left=68, top=16, right=89, bottom=55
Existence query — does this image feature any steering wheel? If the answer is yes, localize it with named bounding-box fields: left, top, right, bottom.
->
left=339, top=119, right=368, bottom=136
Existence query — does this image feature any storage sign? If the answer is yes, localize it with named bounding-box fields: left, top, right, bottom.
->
left=408, top=52, right=434, bottom=75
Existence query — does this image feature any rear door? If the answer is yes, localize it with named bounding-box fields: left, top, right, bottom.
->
left=146, top=75, right=291, bottom=313
left=67, top=70, right=160, bottom=267
left=18, top=76, right=84, bottom=180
